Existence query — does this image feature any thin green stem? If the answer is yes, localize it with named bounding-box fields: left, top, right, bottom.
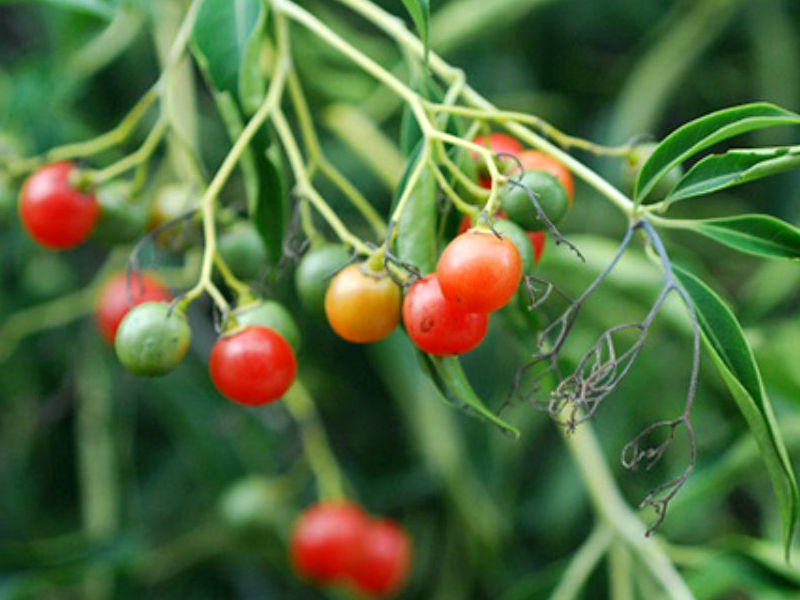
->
left=283, top=380, right=346, bottom=500
left=86, top=119, right=168, bottom=185
left=183, top=19, right=291, bottom=306
left=272, top=108, right=372, bottom=255
left=0, top=250, right=126, bottom=363
left=608, top=542, right=635, bottom=600
left=428, top=103, right=633, bottom=156
left=548, top=525, right=613, bottom=600
left=286, top=71, right=387, bottom=236
left=331, top=0, right=639, bottom=218
left=561, top=420, right=694, bottom=599
left=5, top=89, right=158, bottom=176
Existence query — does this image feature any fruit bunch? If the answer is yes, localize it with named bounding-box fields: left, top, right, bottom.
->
left=291, top=501, right=412, bottom=598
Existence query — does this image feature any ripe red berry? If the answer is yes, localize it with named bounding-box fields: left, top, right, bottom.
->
left=403, top=275, right=488, bottom=355
left=472, top=133, right=523, bottom=158
left=349, top=519, right=412, bottom=598
left=437, top=231, right=522, bottom=313
left=209, top=325, right=297, bottom=406
left=291, top=502, right=368, bottom=584
left=19, top=161, right=99, bottom=249
left=95, top=272, right=172, bottom=345
left=528, top=230, right=546, bottom=265
left=472, top=134, right=523, bottom=189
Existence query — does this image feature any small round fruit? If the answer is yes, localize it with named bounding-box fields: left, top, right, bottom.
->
left=96, top=271, right=172, bottom=344
left=403, top=275, right=488, bottom=355
left=516, top=150, right=575, bottom=200
left=501, top=170, right=569, bottom=231
left=291, top=502, right=368, bottom=584
left=295, top=244, right=352, bottom=316
left=325, top=264, right=401, bottom=343
left=235, top=300, right=301, bottom=352
left=471, top=133, right=523, bottom=158
left=115, top=302, right=190, bottom=376
left=472, top=133, right=523, bottom=188
left=209, top=326, right=296, bottom=406
left=528, top=231, right=546, bottom=265
left=349, top=519, right=412, bottom=598
left=437, top=231, right=522, bottom=313
left=218, top=222, right=268, bottom=281
left=19, top=161, right=99, bottom=249
left=493, top=219, right=535, bottom=274
left=621, top=142, right=684, bottom=201
left=93, top=180, right=147, bottom=243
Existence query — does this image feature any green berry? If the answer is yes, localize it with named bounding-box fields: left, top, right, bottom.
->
left=235, top=300, right=301, bottom=351
left=115, top=302, right=191, bottom=376
left=493, top=219, right=534, bottom=274
left=218, top=222, right=269, bottom=281
left=295, top=244, right=351, bottom=316
left=501, top=170, right=569, bottom=231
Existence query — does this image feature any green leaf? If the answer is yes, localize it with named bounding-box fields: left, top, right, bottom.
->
left=191, top=0, right=263, bottom=100
left=22, top=0, right=115, bottom=19
left=394, top=147, right=438, bottom=274
left=676, top=215, right=800, bottom=260
left=667, top=147, right=800, bottom=204
left=401, top=0, right=430, bottom=60
left=635, top=103, right=800, bottom=202
left=674, top=266, right=798, bottom=558
left=238, top=3, right=269, bottom=115
left=252, top=143, right=288, bottom=264
left=420, top=354, right=520, bottom=439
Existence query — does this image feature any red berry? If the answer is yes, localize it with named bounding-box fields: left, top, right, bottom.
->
left=471, top=133, right=523, bottom=159
left=403, top=275, right=488, bottom=355
left=95, top=272, right=172, bottom=345
left=528, top=231, right=546, bottom=265
left=291, top=502, right=368, bottom=584
left=437, top=231, right=522, bottom=313
left=19, top=162, right=99, bottom=248
left=349, top=519, right=412, bottom=598
left=209, top=326, right=297, bottom=406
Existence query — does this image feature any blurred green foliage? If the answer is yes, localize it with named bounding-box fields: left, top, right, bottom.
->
left=1, top=0, right=800, bottom=598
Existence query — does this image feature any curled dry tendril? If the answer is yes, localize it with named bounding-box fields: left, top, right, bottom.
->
left=511, top=220, right=701, bottom=534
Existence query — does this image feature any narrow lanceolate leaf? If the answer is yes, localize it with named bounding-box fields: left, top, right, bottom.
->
left=401, top=0, right=430, bottom=60
left=635, top=103, right=800, bottom=203
left=677, top=215, right=800, bottom=260
left=674, top=266, right=798, bottom=558
left=394, top=150, right=438, bottom=274
left=238, top=4, right=269, bottom=115
left=191, top=0, right=263, bottom=100
left=667, top=147, right=800, bottom=204
left=34, top=0, right=115, bottom=19
left=419, top=353, right=520, bottom=439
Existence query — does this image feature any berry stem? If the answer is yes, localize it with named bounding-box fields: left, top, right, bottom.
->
left=283, top=380, right=347, bottom=501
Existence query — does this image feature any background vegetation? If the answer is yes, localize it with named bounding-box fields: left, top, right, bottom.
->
left=1, top=0, right=799, bottom=598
